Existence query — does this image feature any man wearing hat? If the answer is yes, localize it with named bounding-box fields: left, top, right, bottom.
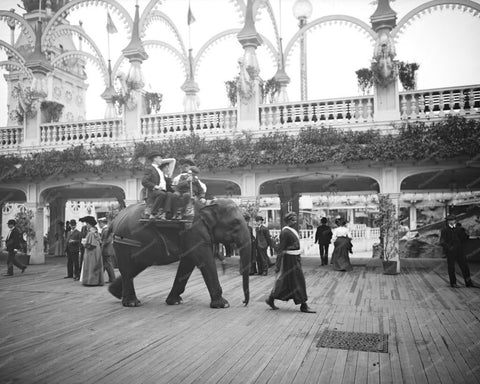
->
left=3, top=219, right=27, bottom=276
left=440, top=214, right=474, bottom=288
left=265, top=212, right=316, bottom=313
left=64, top=219, right=82, bottom=280
left=98, top=217, right=116, bottom=283
left=254, top=215, right=275, bottom=275
left=142, top=151, right=176, bottom=220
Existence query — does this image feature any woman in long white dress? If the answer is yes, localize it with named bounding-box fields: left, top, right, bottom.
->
left=79, top=216, right=104, bottom=286
left=331, top=219, right=353, bottom=272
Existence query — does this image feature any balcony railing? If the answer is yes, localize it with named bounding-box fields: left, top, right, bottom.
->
left=0, top=126, right=22, bottom=149
left=1, top=84, right=479, bottom=152
left=400, top=85, right=480, bottom=119
left=39, top=119, right=123, bottom=146
left=140, top=107, right=237, bottom=139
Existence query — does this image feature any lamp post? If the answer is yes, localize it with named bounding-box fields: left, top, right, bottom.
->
left=293, top=0, right=312, bottom=101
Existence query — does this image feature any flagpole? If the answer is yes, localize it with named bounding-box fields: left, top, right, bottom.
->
left=188, top=0, right=192, bottom=50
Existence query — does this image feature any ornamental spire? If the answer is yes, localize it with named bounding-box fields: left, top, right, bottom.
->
left=370, top=0, right=397, bottom=32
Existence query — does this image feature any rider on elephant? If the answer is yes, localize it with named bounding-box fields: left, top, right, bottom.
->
left=173, top=165, right=207, bottom=218
left=142, top=151, right=177, bottom=220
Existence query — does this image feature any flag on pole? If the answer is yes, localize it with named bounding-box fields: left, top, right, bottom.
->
left=107, top=12, right=118, bottom=34
left=187, top=4, right=196, bottom=25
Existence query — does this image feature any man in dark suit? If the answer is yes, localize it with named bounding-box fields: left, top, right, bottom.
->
left=65, top=219, right=81, bottom=280
left=142, top=151, right=176, bottom=220
left=255, top=216, right=275, bottom=276
left=3, top=219, right=27, bottom=276
left=440, top=214, right=474, bottom=288
left=314, top=217, right=333, bottom=266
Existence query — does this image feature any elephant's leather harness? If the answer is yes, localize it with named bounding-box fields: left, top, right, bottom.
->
left=113, top=235, right=143, bottom=248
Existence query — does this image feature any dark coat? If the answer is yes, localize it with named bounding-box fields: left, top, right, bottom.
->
left=255, top=225, right=274, bottom=250
left=6, top=227, right=22, bottom=251
left=65, top=228, right=82, bottom=253
left=142, top=165, right=174, bottom=196
left=315, top=224, right=333, bottom=245
left=440, top=225, right=468, bottom=255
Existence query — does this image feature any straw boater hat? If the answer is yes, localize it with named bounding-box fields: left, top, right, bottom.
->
left=97, top=217, right=107, bottom=223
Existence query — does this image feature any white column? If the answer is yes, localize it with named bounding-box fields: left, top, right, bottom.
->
left=409, top=205, right=417, bottom=230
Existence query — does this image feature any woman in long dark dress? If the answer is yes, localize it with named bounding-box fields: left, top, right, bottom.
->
left=331, top=219, right=353, bottom=272
left=265, top=212, right=315, bottom=313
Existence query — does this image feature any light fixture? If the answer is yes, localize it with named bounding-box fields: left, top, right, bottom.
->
left=293, top=0, right=313, bottom=21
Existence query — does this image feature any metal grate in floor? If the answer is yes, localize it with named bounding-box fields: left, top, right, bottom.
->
left=316, top=330, right=388, bottom=353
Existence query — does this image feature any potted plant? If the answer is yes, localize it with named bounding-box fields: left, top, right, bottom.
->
left=225, top=78, right=239, bottom=107
left=355, top=68, right=373, bottom=95
left=260, top=77, right=281, bottom=104
left=40, top=101, right=64, bottom=123
left=373, top=194, right=400, bottom=274
left=13, top=208, right=36, bottom=265
left=145, top=92, right=163, bottom=114
left=398, top=61, right=420, bottom=91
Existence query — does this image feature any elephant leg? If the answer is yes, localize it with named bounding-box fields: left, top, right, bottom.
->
left=165, top=256, right=196, bottom=305
left=197, top=252, right=229, bottom=309
left=110, top=247, right=147, bottom=307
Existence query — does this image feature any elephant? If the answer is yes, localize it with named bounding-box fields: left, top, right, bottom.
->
left=107, top=199, right=251, bottom=308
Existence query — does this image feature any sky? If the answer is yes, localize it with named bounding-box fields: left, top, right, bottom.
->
left=1, top=0, right=480, bottom=125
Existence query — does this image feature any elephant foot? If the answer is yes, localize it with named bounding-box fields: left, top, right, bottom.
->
left=122, top=296, right=141, bottom=307
left=108, top=279, right=123, bottom=299
left=165, top=295, right=183, bottom=305
left=210, top=298, right=230, bottom=309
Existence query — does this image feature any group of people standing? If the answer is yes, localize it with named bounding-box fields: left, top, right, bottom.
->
left=142, top=152, right=206, bottom=220
left=314, top=217, right=353, bottom=272
left=63, top=216, right=115, bottom=287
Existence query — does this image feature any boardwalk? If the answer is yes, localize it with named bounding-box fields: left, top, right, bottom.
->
left=1, top=256, right=480, bottom=384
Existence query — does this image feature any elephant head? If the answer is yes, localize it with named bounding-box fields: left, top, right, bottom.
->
left=199, top=199, right=251, bottom=305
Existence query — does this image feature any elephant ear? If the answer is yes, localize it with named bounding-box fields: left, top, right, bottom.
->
left=201, top=203, right=218, bottom=232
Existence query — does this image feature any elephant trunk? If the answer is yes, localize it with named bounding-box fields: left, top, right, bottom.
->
left=236, top=233, right=251, bottom=306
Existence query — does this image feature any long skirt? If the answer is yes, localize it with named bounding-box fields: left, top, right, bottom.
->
left=270, top=254, right=307, bottom=305
left=331, top=237, right=353, bottom=272
left=80, top=246, right=104, bottom=286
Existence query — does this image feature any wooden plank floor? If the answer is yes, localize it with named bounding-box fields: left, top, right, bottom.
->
left=1, top=256, right=480, bottom=384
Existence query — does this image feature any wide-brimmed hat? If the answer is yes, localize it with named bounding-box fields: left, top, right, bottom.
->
left=81, top=216, right=97, bottom=226
left=7, top=219, right=16, bottom=226
left=445, top=214, right=456, bottom=221
left=146, top=150, right=163, bottom=160
left=284, top=212, right=297, bottom=222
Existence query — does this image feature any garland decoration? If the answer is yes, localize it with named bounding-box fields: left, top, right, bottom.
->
left=0, top=116, right=478, bottom=182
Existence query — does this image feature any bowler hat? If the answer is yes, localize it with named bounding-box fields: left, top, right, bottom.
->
left=320, top=217, right=327, bottom=224
left=255, top=215, right=264, bottom=222
left=284, top=212, right=297, bottom=222
left=146, top=150, right=163, bottom=160
left=82, top=216, right=97, bottom=226
left=69, top=219, right=77, bottom=226
left=7, top=219, right=16, bottom=226
left=446, top=214, right=456, bottom=221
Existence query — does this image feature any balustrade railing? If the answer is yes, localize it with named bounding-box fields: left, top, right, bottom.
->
left=1, top=85, right=480, bottom=152
left=259, top=95, right=374, bottom=131
left=400, top=85, right=480, bottom=120
left=0, top=126, right=22, bottom=149
left=140, top=108, right=237, bottom=139
left=39, top=119, right=123, bottom=146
